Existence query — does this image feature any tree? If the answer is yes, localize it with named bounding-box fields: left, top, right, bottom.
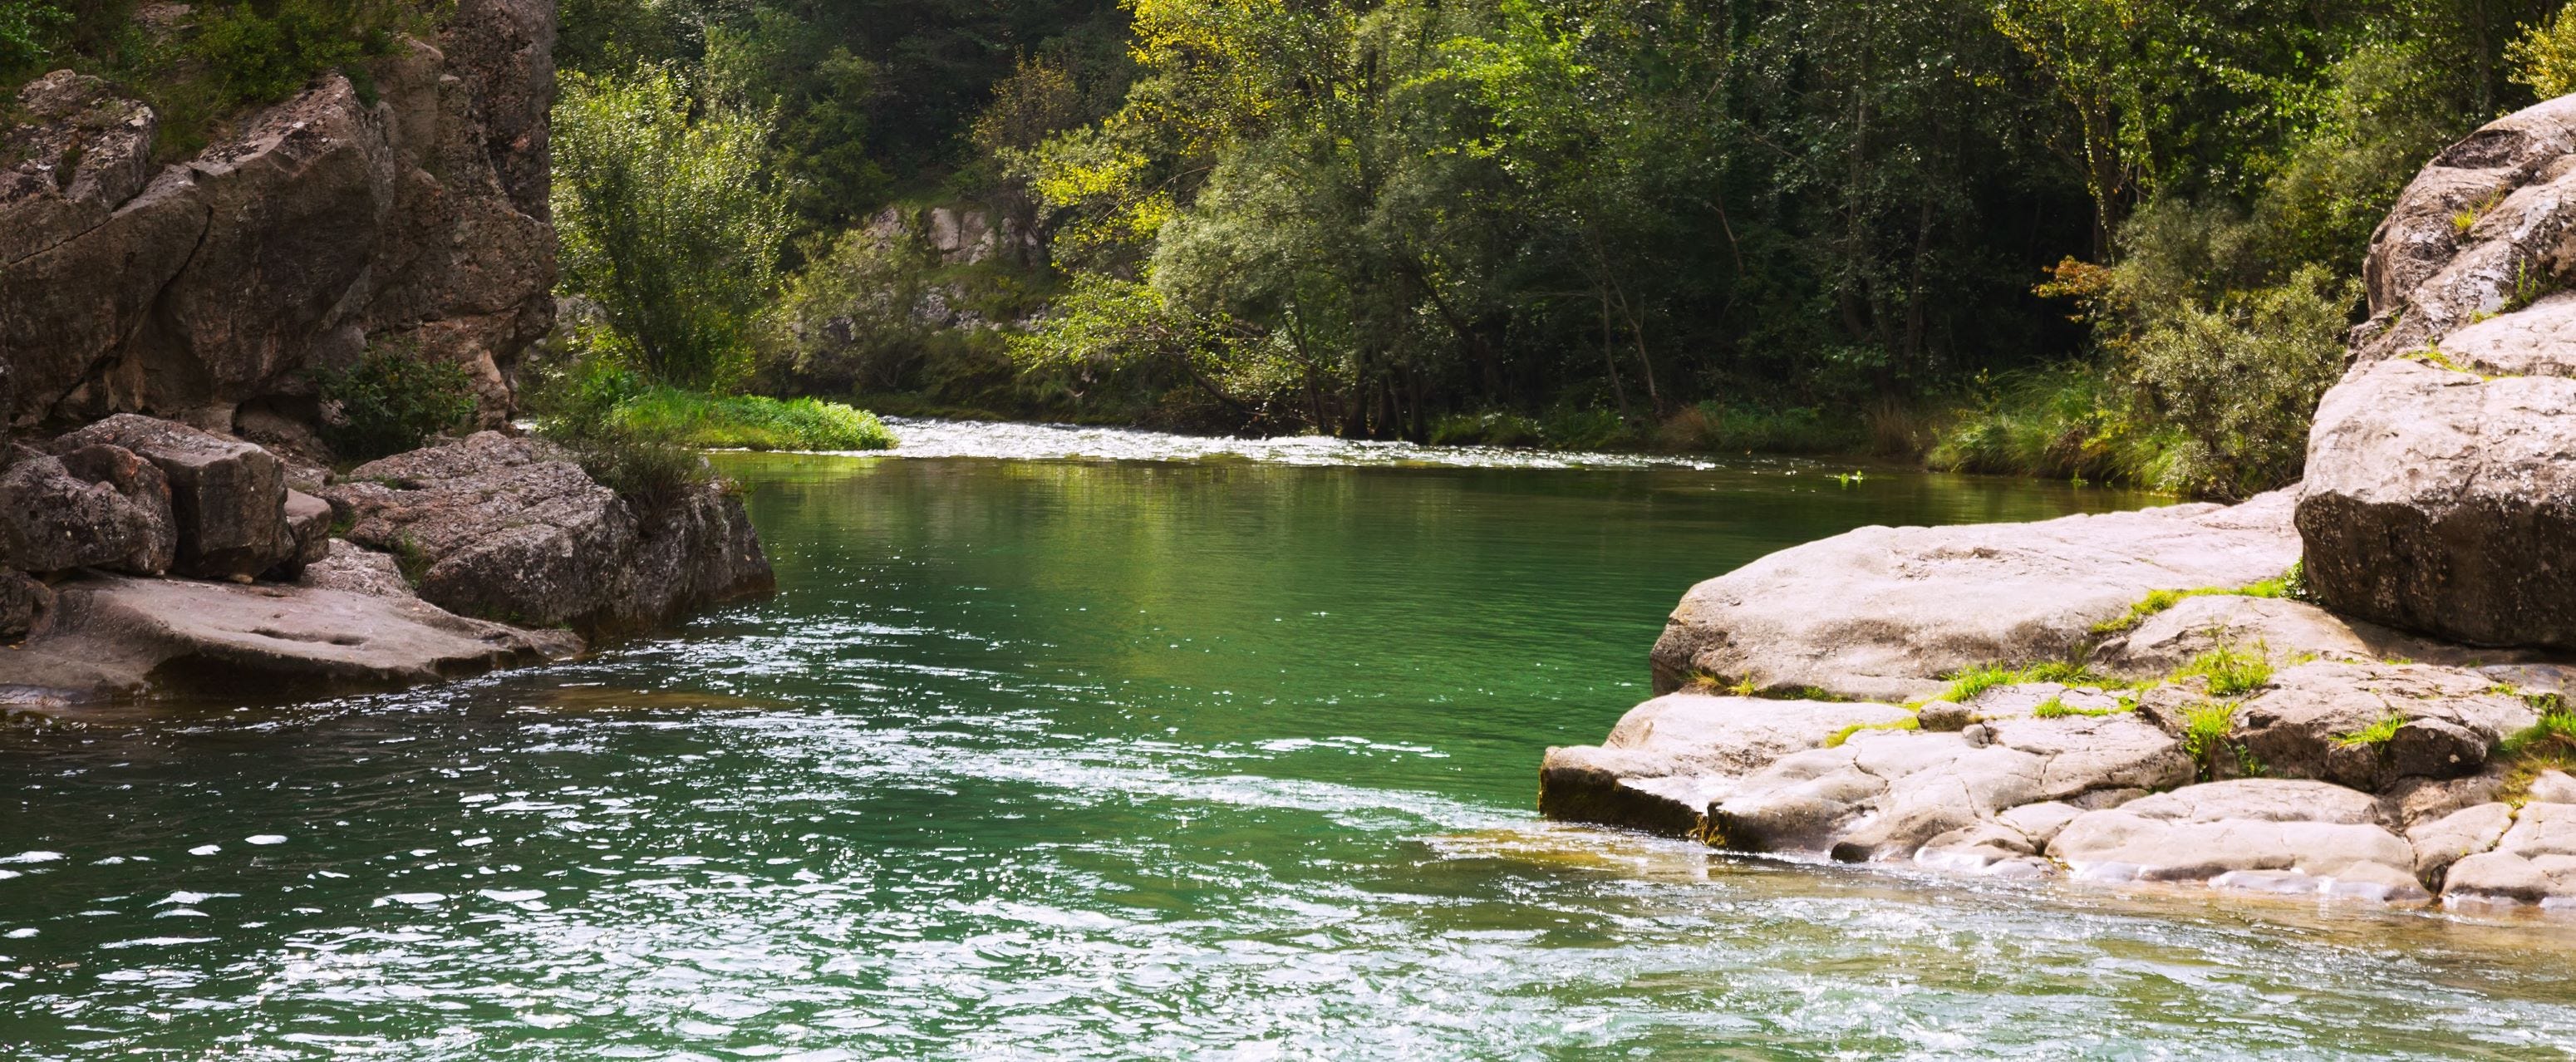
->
left=552, top=67, right=791, bottom=389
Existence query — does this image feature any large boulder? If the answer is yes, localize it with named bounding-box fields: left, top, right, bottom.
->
left=1650, top=491, right=2300, bottom=701
left=319, top=432, right=773, bottom=635
left=1, top=0, right=555, bottom=441
left=2298, top=347, right=2576, bottom=649
left=2047, top=779, right=2427, bottom=901
left=52, top=414, right=295, bottom=579
left=2351, top=95, right=2576, bottom=363
left=5, top=573, right=578, bottom=701
left=1537, top=694, right=1914, bottom=835
left=0, top=444, right=175, bottom=573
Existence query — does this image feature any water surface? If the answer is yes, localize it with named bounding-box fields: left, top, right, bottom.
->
left=4, top=425, right=2573, bottom=1060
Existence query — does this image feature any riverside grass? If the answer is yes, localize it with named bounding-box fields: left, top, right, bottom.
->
left=609, top=388, right=897, bottom=452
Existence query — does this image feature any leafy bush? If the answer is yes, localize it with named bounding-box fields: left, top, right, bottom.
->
left=190, top=0, right=382, bottom=108
left=317, top=347, right=478, bottom=460
left=553, top=66, right=790, bottom=390
left=2512, top=6, right=2576, bottom=100
left=1428, top=411, right=1544, bottom=448
left=1656, top=403, right=1864, bottom=455
left=607, top=386, right=895, bottom=451
left=2126, top=263, right=2354, bottom=499
left=0, top=0, right=68, bottom=76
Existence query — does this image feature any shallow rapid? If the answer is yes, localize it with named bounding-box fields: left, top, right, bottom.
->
left=3, top=424, right=2572, bottom=1060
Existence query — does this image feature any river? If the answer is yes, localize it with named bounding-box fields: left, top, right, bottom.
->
left=3, top=420, right=2574, bottom=1059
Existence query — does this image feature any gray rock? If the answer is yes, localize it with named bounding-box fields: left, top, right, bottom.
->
left=1651, top=491, right=2299, bottom=702
left=54, top=415, right=294, bottom=579
left=5, top=573, right=582, bottom=701
left=320, top=432, right=773, bottom=635
left=2048, top=779, right=2426, bottom=901
left=0, top=445, right=175, bottom=573
left=2352, top=96, right=2576, bottom=363
left=2441, top=803, right=2576, bottom=907
left=2298, top=356, right=2576, bottom=651
left=1538, top=694, right=1913, bottom=836
left=1914, top=820, right=2051, bottom=878
left=1, top=3, right=556, bottom=438
left=2407, top=802, right=2513, bottom=881
left=2229, top=661, right=2538, bottom=792
left=279, top=489, right=332, bottom=573
left=295, top=538, right=414, bottom=599
left=2531, top=769, right=2576, bottom=806
left=0, top=569, right=52, bottom=642
left=2091, top=593, right=2533, bottom=678
left=1706, top=712, right=2188, bottom=860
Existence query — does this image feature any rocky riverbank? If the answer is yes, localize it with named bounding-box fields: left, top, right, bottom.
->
left=1545, top=96, right=2576, bottom=912
left=0, top=2, right=777, bottom=706
left=0, top=415, right=771, bottom=705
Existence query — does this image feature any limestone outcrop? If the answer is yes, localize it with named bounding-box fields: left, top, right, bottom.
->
left=0, top=0, right=556, bottom=443
left=1649, top=491, right=2299, bottom=702
left=0, top=416, right=775, bottom=706
left=319, top=433, right=774, bottom=637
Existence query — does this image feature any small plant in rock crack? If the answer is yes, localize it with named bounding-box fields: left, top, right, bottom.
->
left=2180, top=701, right=2241, bottom=781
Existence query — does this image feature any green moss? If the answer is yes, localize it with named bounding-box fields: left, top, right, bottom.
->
left=1825, top=716, right=1921, bottom=749
left=607, top=387, right=897, bottom=452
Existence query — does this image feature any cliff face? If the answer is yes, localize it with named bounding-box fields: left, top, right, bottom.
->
left=0, top=0, right=558, bottom=448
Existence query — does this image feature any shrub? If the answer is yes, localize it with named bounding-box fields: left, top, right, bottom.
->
left=1655, top=402, right=1864, bottom=455
left=2511, top=5, right=2576, bottom=99
left=190, top=0, right=380, bottom=107
left=2175, top=642, right=2274, bottom=698
left=2125, top=263, right=2355, bottom=499
left=2180, top=701, right=2240, bottom=779
left=317, top=347, right=479, bottom=461
left=607, top=387, right=895, bottom=451
left=1428, top=411, right=1545, bottom=448
left=553, top=66, right=790, bottom=389
left=554, top=423, right=710, bottom=517
left=0, top=0, right=68, bottom=76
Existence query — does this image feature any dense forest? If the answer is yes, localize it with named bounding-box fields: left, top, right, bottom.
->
left=9, top=0, right=2576, bottom=496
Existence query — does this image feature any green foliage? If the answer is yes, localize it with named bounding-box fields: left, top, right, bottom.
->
left=2033, top=696, right=2134, bottom=720
left=190, top=0, right=383, bottom=108
left=1925, top=366, right=2190, bottom=488
left=1656, top=404, right=1866, bottom=456
left=2512, top=6, right=2576, bottom=100
left=0, top=0, right=69, bottom=76
left=2498, top=695, right=2576, bottom=804
left=2123, top=261, right=2356, bottom=499
left=2091, top=571, right=2301, bottom=636
left=1938, top=661, right=2120, bottom=706
left=316, top=347, right=478, bottom=461
left=2180, top=701, right=2241, bottom=780
left=2174, top=642, right=2274, bottom=698
left=553, top=66, right=790, bottom=390
left=2335, top=714, right=2406, bottom=748
left=606, top=387, right=896, bottom=451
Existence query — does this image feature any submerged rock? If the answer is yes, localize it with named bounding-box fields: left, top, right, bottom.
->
left=321, top=432, right=773, bottom=636
left=1649, top=491, right=2299, bottom=702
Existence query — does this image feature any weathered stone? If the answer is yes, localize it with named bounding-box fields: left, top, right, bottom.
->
left=320, top=432, right=772, bottom=635
left=0, top=569, right=53, bottom=642
left=1705, top=712, right=2188, bottom=860
left=1538, top=694, right=1912, bottom=836
left=295, top=538, right=414, bottom=599
left=2352, top=96, right=2576, bottom=363
left=2532, top=769, right=2576, bottom=805
left=1, top=0, right=556, bottom=439
left=2298, top=355, right=2576, bottom=651
left=0, top=445, right=174, bottom=573
left=2227, top=661, right=2537, bottom=792
left=4, top=572, right=582, bottom=701
left=1914, top=820, right=2051, bottom=878
left=1651, top=491, right=2298, bottom=702
left=2441, top=802, right=2576, bottom=907
left=53, top=415, right=293, bottom=579
left=2048, top=780, right=2425, bottom=900
left=2407, top=802, right=2513, bottom=882
left=2091, top=593, right=2529, bottom=678
left=279, top=489, right=332, bottom=573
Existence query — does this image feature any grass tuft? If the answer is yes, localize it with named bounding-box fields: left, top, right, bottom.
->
left=1826, top=716, right=1921, bottom=749
left=2335, top=714, right=2406, bottom=748
left=2499, top=695, right=2576, bottom=804
left=2172, top=642, right=2274, bottom=697
left=2091, top=570, right=2300, bottom=637
left=2180, top=701, right=2240, bottom=781
left=2033, top=696, right=2135, bottom=720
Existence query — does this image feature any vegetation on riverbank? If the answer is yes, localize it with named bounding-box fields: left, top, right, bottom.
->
left=517, top=0, right=2576, bottom=498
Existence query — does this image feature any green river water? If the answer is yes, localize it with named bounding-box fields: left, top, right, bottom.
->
left=3, top=420, right=2574, bottom=1060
